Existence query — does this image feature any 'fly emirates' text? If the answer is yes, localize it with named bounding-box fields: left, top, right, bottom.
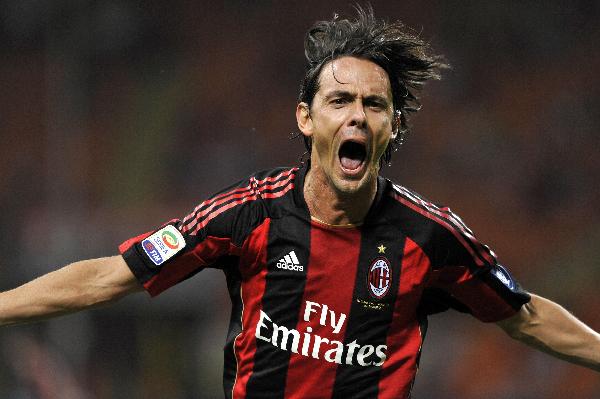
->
left=255, top=301, right=387, bottom=366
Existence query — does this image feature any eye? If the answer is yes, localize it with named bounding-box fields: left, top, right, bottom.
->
left=365, top=99, right=387, bottom=111
left=331, top=97, right=349, bottom=106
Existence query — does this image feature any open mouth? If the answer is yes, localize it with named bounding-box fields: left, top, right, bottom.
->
left=338, top=140, right=367, bottom=172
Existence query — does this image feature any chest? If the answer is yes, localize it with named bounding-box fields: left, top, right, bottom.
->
left=242, top=216, right=431, bottom=323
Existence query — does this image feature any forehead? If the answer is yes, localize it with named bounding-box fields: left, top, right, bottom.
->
left=316, top=56, right=392, bottom=99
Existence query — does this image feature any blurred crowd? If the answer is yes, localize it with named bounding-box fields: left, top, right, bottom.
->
left=0, top=1, right=598, bottom=398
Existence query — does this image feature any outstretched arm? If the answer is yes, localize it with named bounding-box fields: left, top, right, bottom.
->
left=497, top=293, right=600, bottom=371
left=0, top=256, right=142, bottom=326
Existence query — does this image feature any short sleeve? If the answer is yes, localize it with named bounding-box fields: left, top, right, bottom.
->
left=424, top=207, right=530, bottom=322
left=119, top=175, right=265, bottom=297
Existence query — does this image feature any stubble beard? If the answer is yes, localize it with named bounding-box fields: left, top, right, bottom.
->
left=329, top=162, right=379, bottom=201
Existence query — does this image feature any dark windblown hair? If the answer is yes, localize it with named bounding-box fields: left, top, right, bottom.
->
left=298, top=5, right=448, bottom=165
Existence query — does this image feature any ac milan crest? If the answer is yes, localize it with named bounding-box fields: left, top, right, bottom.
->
left=367, top=257, right=392, bottom=299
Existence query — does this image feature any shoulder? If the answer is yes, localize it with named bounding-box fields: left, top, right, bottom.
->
left=382, top=178, right=462, bottom=230
left=197, top=166, right=298, bottom=205
left=381, top=177, right=495, bottom=266
left=247, top=167, right=299, bottom=196
left=179, top=166, right=300, bottom=236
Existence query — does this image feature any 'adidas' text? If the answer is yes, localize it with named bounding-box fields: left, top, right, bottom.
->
left=276, top=250, right=304, bottom=272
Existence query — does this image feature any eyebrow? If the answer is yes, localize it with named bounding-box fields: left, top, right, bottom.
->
left=323, top=90, right=391, bottom=106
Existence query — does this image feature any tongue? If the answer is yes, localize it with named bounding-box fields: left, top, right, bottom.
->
left=340, top=156, right=362, bottom=170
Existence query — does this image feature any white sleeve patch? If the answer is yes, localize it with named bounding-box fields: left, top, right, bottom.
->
left=491, top=264, right=516, bottom=290
left=141, top=225, right=186, bottom=266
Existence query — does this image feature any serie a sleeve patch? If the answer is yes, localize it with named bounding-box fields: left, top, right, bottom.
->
left=141, top=225, right=186, bottom=266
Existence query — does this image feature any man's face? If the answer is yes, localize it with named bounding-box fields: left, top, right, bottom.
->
left=297, top=56, right=396, bottom=195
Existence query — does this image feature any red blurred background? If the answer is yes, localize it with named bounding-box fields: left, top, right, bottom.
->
left=0, top=1, right=598, bottom=398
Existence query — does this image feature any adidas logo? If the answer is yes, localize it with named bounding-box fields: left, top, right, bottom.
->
left=276, top=250, right=304, bottom=272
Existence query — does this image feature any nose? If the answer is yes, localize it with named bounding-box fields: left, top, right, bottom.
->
left=348, top=102, right=367, bottom=129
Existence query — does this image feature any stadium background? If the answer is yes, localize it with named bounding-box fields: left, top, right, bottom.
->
left=0, top=1, right=599, bottom=397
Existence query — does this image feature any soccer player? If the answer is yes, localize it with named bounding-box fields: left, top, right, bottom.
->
left=1, top=7, right=598, bottom=399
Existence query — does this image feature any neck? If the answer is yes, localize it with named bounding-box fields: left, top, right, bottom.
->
left=303, top=164, right=377, bottom=226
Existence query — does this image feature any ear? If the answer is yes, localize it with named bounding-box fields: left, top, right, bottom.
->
left=296, top=102, right=313, bottom=137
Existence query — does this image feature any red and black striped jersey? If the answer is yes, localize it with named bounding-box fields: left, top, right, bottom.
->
left=119, top=164, right=530, bottom=399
